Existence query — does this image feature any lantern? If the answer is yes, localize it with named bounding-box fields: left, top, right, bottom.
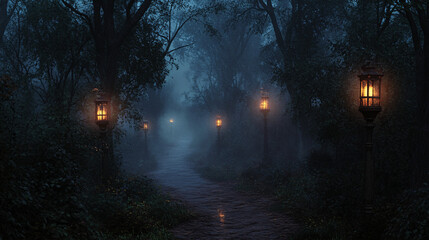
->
left=260, top=91, right=270, bottom=114
left=143, top=120, right=149, bottom=131
left=359, top=63, right=382, bottom=120
left=216, top=116, right=222, bottom=128
left=95, top=91, right=109, bottom=131
left=170, top=119, right=174, bottom=123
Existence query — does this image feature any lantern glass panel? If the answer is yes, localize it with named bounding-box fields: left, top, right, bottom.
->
left=360, top=80, right=368, bottom=106
left=372, top=79, right=380, bottom=106
left=360, top=78, right=380, bottom=107
left=143, top=122, right=148, bottom=130
left=97, top=103, right=107, bottom=121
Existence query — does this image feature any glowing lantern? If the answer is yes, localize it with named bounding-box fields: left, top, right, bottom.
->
left=143, top=120, right=149, bottom=131
left=217, top=209, right=225, bottom=224
left=260, top=91, right=270, bottom=114
left=95, top=90, right=109, bottom=131
left=216, top=117, right=222, bottom=128
left=97, top=105, right=107, bottom=121
left=169, top=119, right=174, bottom=123
left=359, top=63, right=382, bottom=112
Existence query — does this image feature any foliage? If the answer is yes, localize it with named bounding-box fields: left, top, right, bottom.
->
left=88, top=176, right=192, bottom=239
left=0, top=101, right=101, bottom=239
left=385, top=184, right=429, bottom=240
left=0, top=104, right=190, bottom=239
left=1, top=0, right=428, bottom=239
left=0, top=1, right=191, bottom=239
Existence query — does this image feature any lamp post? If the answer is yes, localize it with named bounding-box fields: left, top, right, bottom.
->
left=260, top=90, right=270, bottom=164
left=358, top=62, right=382, bottom=215
left=169, top=118, right=174, bottom=135
left=142, top=120, right=149, bottom=153
left=95, top=89, right=110, bottom=184
left=216, top=116, right=222, bottom=154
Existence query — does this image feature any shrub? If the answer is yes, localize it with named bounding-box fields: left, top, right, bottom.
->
left=385, top=184, right=429, bottom=240
left=87, top=176, right=192, bottom=238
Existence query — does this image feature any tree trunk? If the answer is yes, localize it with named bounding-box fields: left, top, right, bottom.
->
left=398, top=3, right=429, bottom=187
left=0, top=0, right=9, bottom=45
left=412, top=31, right=429, bottom=187
left=95, top=45, right=120, bottom=177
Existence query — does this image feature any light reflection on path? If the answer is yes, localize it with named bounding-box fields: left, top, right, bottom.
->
left=148, top=137, right=296, bottom=239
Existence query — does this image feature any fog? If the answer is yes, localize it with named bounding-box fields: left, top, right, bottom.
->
left=2, top=0, right=427, bottom=238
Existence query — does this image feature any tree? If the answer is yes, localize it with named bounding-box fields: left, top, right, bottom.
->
left=61, top=0, right=153, bottom=102
left=0, top=0, right=18, bottom=46
left=59, top=0, right=162, bottom=179
left=246, top=0, right=346, bottom=158
left=253, top=0, right=290, bottom=88
left=153, top=0, right=200, bottom=58
left=397, top=0, right=429, bottom=186
left=22, top=0, right=92, bottom=114
left=186, top=10, right=260, bottom=115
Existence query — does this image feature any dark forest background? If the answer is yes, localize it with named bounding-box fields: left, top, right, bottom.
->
left=0, top=0, right=428, bottom=239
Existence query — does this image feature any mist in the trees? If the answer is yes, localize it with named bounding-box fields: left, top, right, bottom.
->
left=0, top=0, right=428, bottom=239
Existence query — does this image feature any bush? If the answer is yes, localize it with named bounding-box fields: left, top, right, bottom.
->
left=0, top=101, right=191, bottom=240
left=0, top=153, right=100, bottom=240
left=87, top=176, right=192, bottom=238
left=385, top=184, right=429, bottom=240
left=291, top=217, right=348, bottom=240
left=274, top=171, right=318, bottom=216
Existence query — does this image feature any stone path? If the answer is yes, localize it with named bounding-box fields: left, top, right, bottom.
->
left=149, top=137, right=297, bottom=240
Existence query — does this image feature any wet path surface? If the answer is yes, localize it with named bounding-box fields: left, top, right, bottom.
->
left=148, top=137, right=297, bottom=240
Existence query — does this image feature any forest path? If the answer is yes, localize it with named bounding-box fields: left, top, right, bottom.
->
left=148, top=137, right=297, bottom=240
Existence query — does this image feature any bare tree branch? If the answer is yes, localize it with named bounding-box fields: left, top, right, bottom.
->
left=60, top=0, right=94, bottom=34
left=167, top=43, right=194, bottom=55
left=116, top=0, right=152, bottom=46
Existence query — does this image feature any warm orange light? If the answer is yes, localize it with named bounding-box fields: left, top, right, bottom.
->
left=216, top=118, right=222, bottom=127
left=143, top=122, right=148, bottom=130
left=217, top=209, right=225, bottom=223
left=360, top=79, right=380, bottom=107
left=97, top=103, right=107, bottom=121
left=362, top=84, right=374, bottom=97
left=359, top=64, right=382, bottom=109
left=169, top=119, right=174, bottom=123
left=260, top=97, right=269, bottom=111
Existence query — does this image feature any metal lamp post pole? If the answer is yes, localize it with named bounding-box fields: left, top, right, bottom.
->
left=360, top=108, right=380, bottom=215
left=363, top=116, right=376, bottom=214
left=100, top=131, right=107, bottom=185
left=217, top=125, right=221, bottom=154
left=95, top=90, right=109, bottom=185
left=100, top=130, right=112, bottom=185
left=263, top=111, right=269, bottom=164
left=358, top=62, right=382, bottom=216
left=144, top=128, right=148, bottom=153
